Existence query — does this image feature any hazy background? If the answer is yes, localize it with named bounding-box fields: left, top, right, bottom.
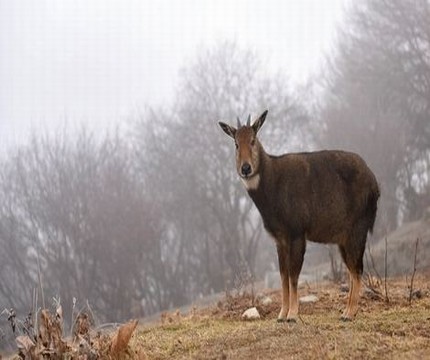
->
left=1, top=0, right=429, bottom=348
left=0, top=0, right=345, bottom=150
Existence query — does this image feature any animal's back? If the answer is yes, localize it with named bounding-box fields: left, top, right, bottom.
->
left=270, top=150, right=379, bottom=244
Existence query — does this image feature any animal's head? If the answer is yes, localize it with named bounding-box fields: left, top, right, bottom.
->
left=218, top=110, right=268, bottom=180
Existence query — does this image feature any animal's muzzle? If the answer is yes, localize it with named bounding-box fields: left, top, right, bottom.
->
left=241, top=162, right=252, bottom=177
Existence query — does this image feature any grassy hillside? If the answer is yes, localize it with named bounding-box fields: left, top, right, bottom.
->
left=371, top=217, right=430, bottom=277
left=135, top=275, right=430, bottom=360
left=2, top=276, right=429, bottom=359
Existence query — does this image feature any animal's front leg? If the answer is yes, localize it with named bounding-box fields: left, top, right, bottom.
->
left=286, top=236, right=306, bottom=323
left=276, top=243, right=289, bottom=322
left=287, top=275, right=299, bottom=322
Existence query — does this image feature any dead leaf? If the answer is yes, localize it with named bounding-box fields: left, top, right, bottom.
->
left=110, top=319, right=138, bottom=355
left=37, top=309, right=69, bottom=357
left=16, top=335, right=35, bottom=351
left=16, top=335, right=36, bottom=359
left=74, top=313, right=90, bottom=341
left=56, top=304, right=63, bottom=334
left=39, top=309, right=52, bottom=347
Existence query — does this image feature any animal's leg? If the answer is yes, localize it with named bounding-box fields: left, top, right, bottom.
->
left=286, top=236, right=306, bottom=323
left=343, top=272, right=353, bottom=318
left=276, top=243, right=289, bottom=322
left=339, top=226, right=366, bottom=321
left=338, top=245, right=353, bottom=318
left=342, top=272, right=361, bottom=320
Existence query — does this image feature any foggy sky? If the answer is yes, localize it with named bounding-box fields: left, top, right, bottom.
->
left=0, top=0, right=346, bottom=151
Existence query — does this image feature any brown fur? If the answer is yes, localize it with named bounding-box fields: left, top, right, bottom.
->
left=219, top=110, right=380, bottom=321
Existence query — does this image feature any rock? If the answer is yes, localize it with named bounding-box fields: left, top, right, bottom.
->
left=299, top=295, right=319, bottom=304
left=242, top=307, right=260, bottom=320
left=261, top=296, right=273, bottom=306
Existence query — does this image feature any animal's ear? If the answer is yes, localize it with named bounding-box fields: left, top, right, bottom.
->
left=252, top=110, right=268, bottom=134
left=218, top=122, right=236, bottom=139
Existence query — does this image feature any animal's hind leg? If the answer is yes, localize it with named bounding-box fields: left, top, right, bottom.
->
left=276, top=243, right=289, bottom=322
left=338, top=245, right=353, bottom=318
left=339, top=229, right=367, bottom=321
left=343, top=271, right=362, bottom=320
left=339, top=263, right=361, bottom=320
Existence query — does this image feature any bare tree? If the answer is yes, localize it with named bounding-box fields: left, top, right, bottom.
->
left=0, top=130, right=165, bottom=323
left=319, top=0, right=430, bottom=232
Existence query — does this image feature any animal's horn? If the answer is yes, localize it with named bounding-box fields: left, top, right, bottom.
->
left=236, top=116, right=241, bottom=128
left=246, top=114, right=251, bottom=126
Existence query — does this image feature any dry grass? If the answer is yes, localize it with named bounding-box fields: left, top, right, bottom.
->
left=1, top=276, right=429, bottom=359
left=135, top=275, right=430, bottom=360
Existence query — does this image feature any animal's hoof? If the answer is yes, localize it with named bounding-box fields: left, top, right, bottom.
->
left=276, top=318, right=287, bottom=323
left=340, top=316, right=352, bottom=322
left=286, top=318, right=297, bottom=324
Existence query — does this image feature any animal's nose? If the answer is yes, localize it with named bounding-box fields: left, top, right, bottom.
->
left=241, top=163, right=252, bottom=176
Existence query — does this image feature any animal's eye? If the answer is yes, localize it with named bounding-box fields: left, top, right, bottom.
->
left=250, top=139, right=255, bottom=146
left=235, top=142, right=238, bottom=149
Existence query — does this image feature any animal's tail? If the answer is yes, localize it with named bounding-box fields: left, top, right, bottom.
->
left=366, top=182, right=380, bottom=234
